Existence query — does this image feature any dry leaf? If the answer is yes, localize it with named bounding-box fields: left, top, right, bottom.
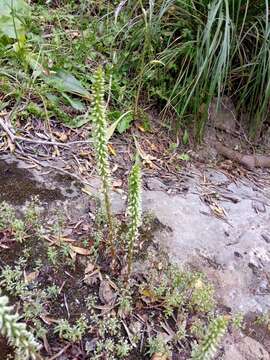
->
left=134, top=137, right=156, bottom=165
left=151, top=353, right=168, bottom=360
left=108, top=144, right=116, bottom=156
left=112, top=164, right=119, bottom=173
left=69, top=245, right=91, bottom=255
left=24, top=271, right=39, bottom=284
left=81, top=186, right=93, bottom=196
left=99, top=280, right=115, bottom=304
left=85, top=262, right=95, bottom=274
left=112, top=179, right=123, bottom=188
left=84, top=270, right=100, bottom=286
left=40, top=314, right=59, bottom=325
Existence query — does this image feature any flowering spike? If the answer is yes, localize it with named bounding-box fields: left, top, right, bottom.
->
left=90, top=66, right=115, bottom=256
left=0, top=293, right=40, bottom=359
left=127, top=161, right=142, bottom=278
left=191, top=315, right=228, bottom=360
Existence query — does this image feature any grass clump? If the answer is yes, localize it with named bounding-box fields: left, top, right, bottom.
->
left=1, top=0, right=269, bottom=141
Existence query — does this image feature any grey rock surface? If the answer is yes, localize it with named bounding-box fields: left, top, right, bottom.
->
left=1, top=155, right=270, bottom=317
left=223, top=335, right=270, bottom=360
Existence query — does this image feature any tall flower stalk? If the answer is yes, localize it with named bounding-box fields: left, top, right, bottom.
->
left=0, top=293, right=40, bottom=359
left=91, top=66, right=115, bottom=257
left=127, top=161, right=142, bottom=279
left=191, top=315, right=228, bottom=360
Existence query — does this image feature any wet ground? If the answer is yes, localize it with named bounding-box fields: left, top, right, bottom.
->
left=0, top=154, right=270, bottom=358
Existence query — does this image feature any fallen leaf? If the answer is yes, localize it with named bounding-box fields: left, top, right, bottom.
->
left=84, top=270, right=100, bottom=286
left=134, top=137, right=156, bottom=165
left=81, top=186, right=92, bottom=196
left=99, top=280, right=116, bottom=304
left=40, top=314, right=59, bottom=325
left=112, top=164, right=119, bottom=173
left=24, top=271, right=39, bottom=284
left=85, top=262, right=95, bottom=274
left=108, top=144, right=116, bottom=156
left=112, top=179, right=122, bottom=188
left=139, top=287, right=157, bottom=302
left=151, top=353, right=168, bottom=360
left=69, top=245, right=91, bottom=255
left=55, top=236, right=77, bottom=243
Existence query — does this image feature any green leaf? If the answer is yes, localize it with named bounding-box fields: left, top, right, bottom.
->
left=107, top=110, right=133, bottom=139
left=43, top=71, right=91, bottom=100
left=117, top=111, right=134, bottom=134
left=62, top=93, right=85, bottom=111
left=179, top=153, right=190, bottom=161
left=0, top=0, right=30, bottom=15
left=183, top=129, right=189, bottom=145
left=0, top=0, right=30, bottom=39
left=66, top=114, right=89, bottom=129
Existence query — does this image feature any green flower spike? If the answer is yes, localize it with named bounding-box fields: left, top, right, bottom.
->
left=91, top=66, right=115, bottom=257
left=0, top=293, right=40, bottom=359
left=191, top=315, right=228, bottom=360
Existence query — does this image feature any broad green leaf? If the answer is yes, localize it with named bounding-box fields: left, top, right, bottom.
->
left=117, top=111, right=134, bottom=134
left=62, top=93, right=85, bottom=111
left=0, top=0, right=30, bottom=39
left=65, top=115, right=89, bottom=129
left=107, top=110, right=133, bottom=139
left=183, top=129, right=189, bottom=145
left=43, top=71, right=91, bottom=100
left=0, top=0, right=30, bottom=15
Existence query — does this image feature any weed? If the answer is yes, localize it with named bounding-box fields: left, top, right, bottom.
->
left=115, top=339, right=132, bottom=358
left=0, top=265, right=27, bottom=297
left=46, top=284, right=61, bottom=299
left=54, top=316, right=88, bottom=342
left=255, top=311, right=270, bottom=329
left=147, top=334, right=172, bottom=358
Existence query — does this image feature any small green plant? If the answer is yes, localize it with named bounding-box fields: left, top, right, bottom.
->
left=126, top=160, right=142, bottom=279
left=191, top=315, right=228, bottom=360
left=255, top=311, right=270, bottom=329
left=147, top=334, right=172, bottom=358
left=115, top=339, right=131, bottom=358
left=0, top=265, right=26, bottom=297
left=0, top=292, right=40, bottom=359
left=54, top=316, right=88, bottom=342
left=90, top=66, right=115, bottom=258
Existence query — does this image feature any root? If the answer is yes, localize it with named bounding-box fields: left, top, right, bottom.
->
left=214, top=142, right=270, bottom=169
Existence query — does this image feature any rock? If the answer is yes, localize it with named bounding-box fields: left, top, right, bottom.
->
left=223, top=335, right=270, bottom=360
left=146, top=178, right=167, bottom=191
